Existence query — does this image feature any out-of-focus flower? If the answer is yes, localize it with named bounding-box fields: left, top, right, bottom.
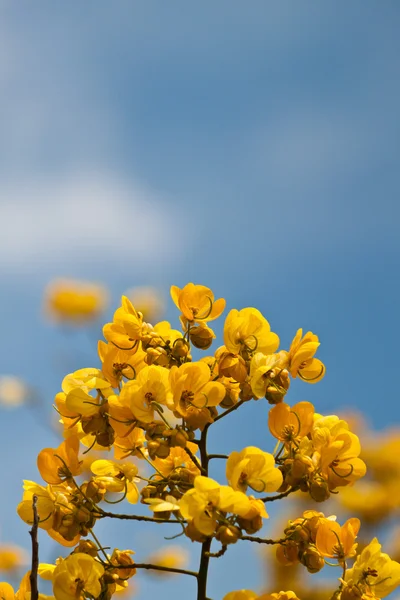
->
left=146, top=545, right=189, bottom=576
left=0, top=376, right=29, bottom=408
left=0, top=545, right=29, bottom=571
left=125, top=286, right=165, bottom=323
left=223, top=592, right=258, bottom=600
left=44, top=278, right=108, bottom=324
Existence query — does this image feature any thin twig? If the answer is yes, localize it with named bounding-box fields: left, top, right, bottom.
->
left=184, top=445, right=206, bottom=474
left=114, top=563, right=198, bottom=577
left=206, top=544, right=227, bottom=558
left=96, top=510, right=182, bottom=524
left=260, top=486, right=299, bottom=503
left=213, top=399, right=245, bottom=423
left=29, top=495, right=39, bottom=600
left=208, top=454, right=228, bottom=460
left=240, top=535, right=286, bottom=545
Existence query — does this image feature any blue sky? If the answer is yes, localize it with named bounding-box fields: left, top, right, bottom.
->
left=0, top=2, right=399, bottom=598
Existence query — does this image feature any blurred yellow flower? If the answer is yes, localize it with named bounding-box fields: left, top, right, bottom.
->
left=44, top=278, right=108, bottom=324
left=223, top=592, right=258, bottom=600
left=125, top=286, right=165, bottom=323
left=146, top=545, right=189, bottom=575
left=0, top=545, right=29, bottom=571
left=0, top=376, right=29, bottom=408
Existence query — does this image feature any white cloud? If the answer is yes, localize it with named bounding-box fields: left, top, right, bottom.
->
left=0, top=173, right=184, bottom=274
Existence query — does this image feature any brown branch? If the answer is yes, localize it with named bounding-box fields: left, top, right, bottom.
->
left=29, top=495, right=39, bottom=600
left=113, top=563, right=198, bottom=577
left=208, top=454, right=228, bottom=460
left=184, top=445, right=206, bottom=474
left=240, top=534, right=286, bottom=545
left=213, top=399, right=245, bottom=423
left=261, top=486, right=299, bottom=503
left=96, top=510, right=183, bottom=524
left=206, top=544, right=227, bottom=558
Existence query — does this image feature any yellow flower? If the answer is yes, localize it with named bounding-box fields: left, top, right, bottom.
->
left=44, top=278, right=108, bottom=324
left=226, top=447, right=283, bottom=493
left=103, top=296, right=146, bottom=351
left=125, top=286, right=165, bottom=323
left=152, top=443, right=201, bottom=478
left=0, top=582, right=15, bottom=600
left=179, top=476, right=254, bottom=536
left=345, top=538, right=400, bottom=598
left=283, top=329, right=325, bottom=383
left=98, top=340, right=147, bottom=389
left=223, top=592, right=258, bottom=600
left=169, top=361, right=225, bottom=418
left=268, top=402, right=314, bottom=444
left=312, top=415, right=366, bottom=489
left=146, top=545, right=189, bottom=576
left=224, top=308, right=279, bottom=356
left=249, top=352, right=287, bottom=399
left=91, top=460, right=139, bottom=503
left=0, top=546, right=28, bottom=571
left=171, top=283, right=225, bottom=324
left=17, top=481, right=56, bottom=532
left=119, top=365, right=171, bottom=423
left=315, top=517, right=360, bottom=561
left=52, top=553, right=104, bottom=600
left=37, top=436, right=81, bottom=485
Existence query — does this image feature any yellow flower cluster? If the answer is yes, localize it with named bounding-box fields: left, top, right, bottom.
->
left=3, top=282, right=399, bottom=600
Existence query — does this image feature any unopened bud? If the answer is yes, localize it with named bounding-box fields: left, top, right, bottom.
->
left=185, top=521, right=208, bottom=543
left=219, top=352, right=248, bottom=383
left=309, top=478, right=331, bottom=503
left=300, top=545, right=325, bottom=573
left=171, top=338, right=190, bottom=359
left=265, top=369, right=290, bottom=404
left=216, top=525, right=241, bottom=545
left=189, top=324, right=215, bottom=350
left=276, top=541, right=299, bottom=565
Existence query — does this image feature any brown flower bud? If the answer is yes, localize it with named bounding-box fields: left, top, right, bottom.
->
left=189, top=325, right=215, bottom=350
left=276, top=540, right=300, bottom=565
left=309, top=478, right=331, bottom=503
left=236, top=515, right=263, bottom=534
left=219, top=352, right=248, bottom=383
left=184, top=521, right=208, bottom=543
left=300, top=545, right=325, bottom=573
left=239, top=381, right=254, bottom=402
left=265, top=369, right=290, bottom=404
left=72, top=540, right=99, bottom=557
left=216, top=525, right=241, bottom=545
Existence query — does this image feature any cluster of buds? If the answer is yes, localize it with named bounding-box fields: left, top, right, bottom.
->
left=277, top=511, right=326, bottom=574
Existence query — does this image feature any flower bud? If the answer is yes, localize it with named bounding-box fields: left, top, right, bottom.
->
left=239, top=381, right=254, bottom=402
left=189, top=324, right=215, bottom=350
left=184, top=521, right=208, bottom=543
left=81, top=480, right=105, bottom=503
left=300, top=545, right=325, bottom=573
left=309, top=478, right=331, bottom=503
left=216, top=525, right=241, bottom=545
left=265, top=369, right=290, bottom=404
left=276, top=541, right=299, bottom=566
left=341, top=585, right=363, bottom=600
left=110, top=549, right=136, bottom=580
left=171, top=339, right=190, bottom=359
left=218, top=352, right=248, bottom=383
left=72, top=540, right=99, bottom=557
left=236, top=515, right=263, bottom=534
